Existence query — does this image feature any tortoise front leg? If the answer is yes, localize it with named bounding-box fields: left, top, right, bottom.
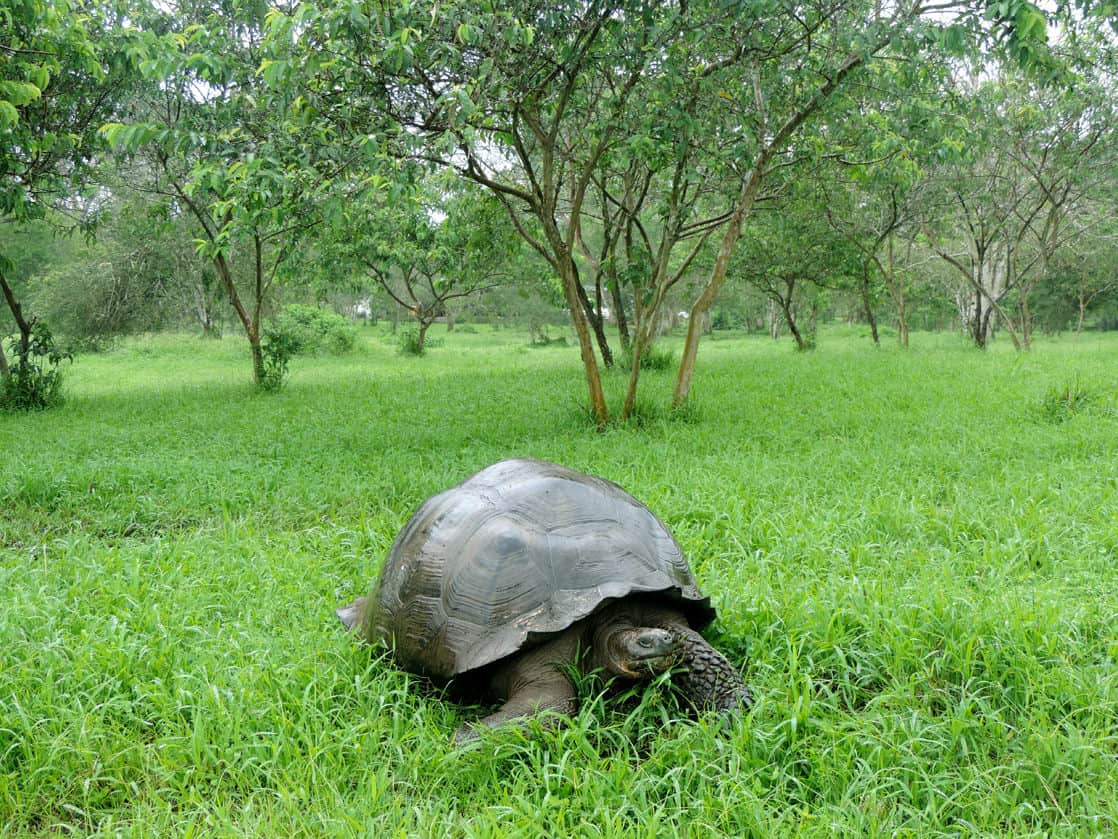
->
left=671, top=626, right=752, bottom=713
left=453, top=633, right=580, bottom=744
left=637, top=605, right=751, bottom=713
left=454, top=678, right=577, bottom=744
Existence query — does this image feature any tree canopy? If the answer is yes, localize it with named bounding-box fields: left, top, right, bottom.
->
left=3, top=0, right=1117, bottom=412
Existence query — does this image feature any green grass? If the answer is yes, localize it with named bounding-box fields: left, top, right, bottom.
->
left=2, top=324, right=1117, bottom=836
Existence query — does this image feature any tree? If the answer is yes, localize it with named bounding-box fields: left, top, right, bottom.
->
left=259, top=0, right=1102, bottom=419
left=299, top=0, right=683, bottom=423
left=29, top=190, right=214, bottom=343
left=1002, top=66, right=1118, bottom=347
left=346, top=179, right=524, bottom=353
left=0, top=219, right=83, bottom=368
left=731, top=190, right=860, bottom=350
left=1044, top=214, right=1118, bottom=336
left=104, top=0, right=353, bottom=384
left=579, top=31, right=755, bottom=420
left=815, top=76, right=934, bottom=349
left=273, top=1, right=864, bottom=421
left=668, top=0, right=1065, bottom=403
left=919, top=62, right=1117, bottom=349
left=1, top=0, right=139, bottom=400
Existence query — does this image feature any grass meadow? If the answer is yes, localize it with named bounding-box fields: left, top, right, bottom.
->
left=2, top=325, right=1117, bottom=837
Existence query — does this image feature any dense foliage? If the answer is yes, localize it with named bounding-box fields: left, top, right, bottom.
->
left=270, top=304, right=358, bottom=357
left=3, top=0, right=1114, bottom=413
left=0, top=320, right=70, bottom=409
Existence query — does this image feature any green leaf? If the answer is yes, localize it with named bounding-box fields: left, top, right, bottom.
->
left=26, top=64, right=52, bottom=91
left=454, top=86, right=477, bottom=118
left=0, top=81, right=43, bottom=107
left=1015, top=4, right=1047, bottom=42
left=456, top=23, right=480, bottom=45
left=260, top=59, right=291, bottom=88
left=0, top=100, right=20, bottom=128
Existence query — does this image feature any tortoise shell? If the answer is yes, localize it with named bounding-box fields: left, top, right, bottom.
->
left=360, top=458, right=715, bottom=679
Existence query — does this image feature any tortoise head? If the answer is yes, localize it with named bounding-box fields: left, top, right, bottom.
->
left=604, top=626, right=682, bottom=679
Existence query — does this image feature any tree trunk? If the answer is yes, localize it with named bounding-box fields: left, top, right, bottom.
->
left=1019, top=296, right=1032, bottom=351
left=981, top=306, right=996, bottom=348
left=1, top=269, right=34, bottom=360
left=889, top=283, right=909, bottom=348
left=552, top=245, right=607, bottom=426
left=1076, top=294, right=1087, bottom=337
left=768, top=299, right=780, bottom=340
left=574, top=279, right=613, bottom=368
left=196, top=288, right=219, bottom=337
left=250, top=336, right=265, bottom=383
left=608, top=275, right=630, bottom=351
left=976, top=281, right=1022, bottom=351
left=976, top=249, right=1022, bottom=351
left=860, top=264, right=879, bottom=346
left=897, top=297, right=909, bottom=348
left=211, top=251, right=264, bottom=384
left=674, top=164, right=766, bottom=409
left=620, top=331, right=645, bottom=421
left=417, top=320, right=430, bottom=351
left=673, top=48, right=872, bottom=408
left=971, top=285, right=986, bottom=348
left=0, top=339, right=7, bottom=375
left=883, top=237, right=908, bottom=348
left=781, top=297, right=806, bottom=351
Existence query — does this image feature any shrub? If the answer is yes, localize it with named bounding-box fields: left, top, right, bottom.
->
left=1040, top=376, right=1092, bottom=422
left=397, top=328, right=425, bottom=356
left=1, top=321, right=72, bottom=411
left=528, top=335, right=568, bottom=348
left=622, top=344, right=675, bottom=371
left=270, top=304, right=357, bottom=356
left=66, top=334, right=118, bottom=354
left=259, top=325, right=297, bottom=391
left=528, top=324, right=567, bottom=347
left=397, top=328, right=444, bottom=356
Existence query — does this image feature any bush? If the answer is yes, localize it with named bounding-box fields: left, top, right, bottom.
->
left=528, top=324, right=567, bottom=347
left=270, top=304, right=357, bottom=356
left=528, top=335, right=568, bottom=348
left=622, top=344, right=675, bottom=371
left=397, top=328, right=425, bottom=356
left=397, top=328, right=443, bottom=356
left=65, top=334, right=118, bottom=354
left=1, top=322, right=72, bottom=411
left=1040, top=377, right=1092, bottom=422
left=258, top=325, right=298, bottom=391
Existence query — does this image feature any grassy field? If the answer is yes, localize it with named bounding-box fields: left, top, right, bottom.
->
left=2, top=325, right=1117, bottom=837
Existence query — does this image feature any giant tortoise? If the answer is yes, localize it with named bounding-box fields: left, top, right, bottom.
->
left=338, top=458, right=750, bottom=741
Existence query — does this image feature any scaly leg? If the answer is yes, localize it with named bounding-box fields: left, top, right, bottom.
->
left=671, top=626, right=752, bottom=712
left=454, top=632, right=580, bottom=744
left=639, top=606, right=752, bottom=713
